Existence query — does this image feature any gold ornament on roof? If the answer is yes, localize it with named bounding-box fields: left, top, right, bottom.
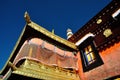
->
left=24, top=11, right=31, bottom=23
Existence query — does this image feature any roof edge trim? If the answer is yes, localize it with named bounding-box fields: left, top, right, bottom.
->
left=28, top=22, right=78, bottom=50
left=75, top=33, right=95, bottom=46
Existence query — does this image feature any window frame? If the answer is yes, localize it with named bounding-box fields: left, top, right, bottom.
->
left=82, top=44, right=96, bottom=66
left=78, top=37, right=103, bottom=72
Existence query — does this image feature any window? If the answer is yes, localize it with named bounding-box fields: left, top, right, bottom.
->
left=79, top=37, right=103, bottom=72
left=83, top=45, right=96, bottom=66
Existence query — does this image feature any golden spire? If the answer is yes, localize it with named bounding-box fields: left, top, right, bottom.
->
left=52, top=29, right=54, bottom=34
left=24, top=11, right=31, bottom=23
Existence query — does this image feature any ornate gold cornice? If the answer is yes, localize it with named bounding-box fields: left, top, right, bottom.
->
left=28, top=22, right=78, bottom=50
left=12, top=59, right=80, bottom=80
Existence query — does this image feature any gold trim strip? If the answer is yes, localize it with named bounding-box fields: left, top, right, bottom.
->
left=0, top=25, right=27, bottom=74
left=28, top=22, right=78, bottom=50
left=13, top=59, right=80, bottom=80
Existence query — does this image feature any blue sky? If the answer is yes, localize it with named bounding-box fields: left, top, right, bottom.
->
left=0, top=0, right=111, bottom=70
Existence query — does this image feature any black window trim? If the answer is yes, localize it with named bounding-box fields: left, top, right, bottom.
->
left=78, top=37, right=103, bottom=72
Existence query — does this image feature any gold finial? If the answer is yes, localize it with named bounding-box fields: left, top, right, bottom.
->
left=52, top=29, right=54, bottom=34
left=24, top=11, right=31, bottom=23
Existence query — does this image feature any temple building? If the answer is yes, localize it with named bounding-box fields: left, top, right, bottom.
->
left=0, top=11, right=79, bottom=80
left=68, top=0, right=120, bottom=80
left=0, top=0, right=120, bottom=80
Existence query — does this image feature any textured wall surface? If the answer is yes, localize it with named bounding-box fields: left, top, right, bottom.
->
left=77, top=42, right=120, bottom=80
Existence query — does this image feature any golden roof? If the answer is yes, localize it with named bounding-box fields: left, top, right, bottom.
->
left=24, top=11, right=77, bottom=50
left=28, top=21, right=77, bottom=50
left=0, top=12, right=78, bottom=76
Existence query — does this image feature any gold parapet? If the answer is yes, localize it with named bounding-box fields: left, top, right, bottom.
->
left=13, top=59, right=80, bottom=80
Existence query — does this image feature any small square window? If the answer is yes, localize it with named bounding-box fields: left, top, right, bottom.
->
left=84, top=45, right=96, bottom=65
left=78, top=37, right=103, bottom=72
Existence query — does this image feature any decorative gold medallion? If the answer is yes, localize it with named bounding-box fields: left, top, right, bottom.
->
left=96, top=19, right=102, bottom=24
left=103, top=28, right=112, bottom=37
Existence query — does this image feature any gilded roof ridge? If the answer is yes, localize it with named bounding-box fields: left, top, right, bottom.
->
left=28, top=21, right=78, bottom=50
left=24, top=11, right=77, bottom=50
left=0, top=12, right=77, bottom=75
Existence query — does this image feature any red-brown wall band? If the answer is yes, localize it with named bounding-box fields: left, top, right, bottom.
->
left=77, top=42, right=120, bottom=80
